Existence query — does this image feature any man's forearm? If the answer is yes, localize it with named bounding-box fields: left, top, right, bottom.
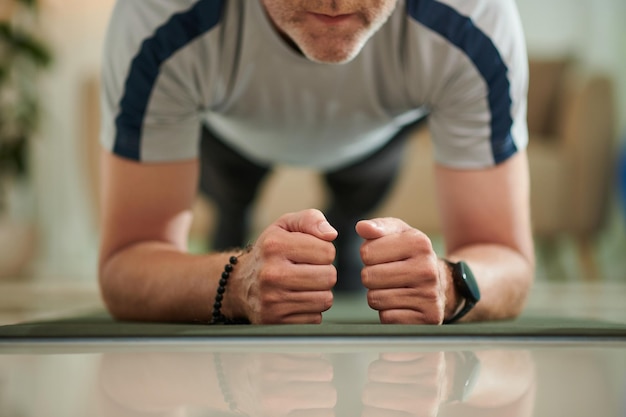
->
left=100, top=240, right=532, bottom=323
left=446, top=243, right=535, bottom=322
left=99, top=242, right=244, bottom=322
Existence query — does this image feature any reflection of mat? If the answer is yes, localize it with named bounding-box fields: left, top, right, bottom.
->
left=1, top=312, right=626, bottom=341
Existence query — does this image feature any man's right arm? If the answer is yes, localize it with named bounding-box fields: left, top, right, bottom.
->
left=98, top=150, right=243, bottom=322
left=98, top=150, right=338, bottom=323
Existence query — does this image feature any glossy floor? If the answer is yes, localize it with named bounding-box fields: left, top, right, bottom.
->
left=0, top=341, right=625, bottom=417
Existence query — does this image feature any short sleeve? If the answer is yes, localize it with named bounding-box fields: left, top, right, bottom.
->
left=100, top=0, right=224, bottom=163
left=409, top=0, right=529, bottom=169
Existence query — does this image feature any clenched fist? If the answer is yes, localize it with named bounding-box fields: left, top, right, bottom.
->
left=356, top=218, right=452, bottom=324
left=234, top=209, right=338, bottom=324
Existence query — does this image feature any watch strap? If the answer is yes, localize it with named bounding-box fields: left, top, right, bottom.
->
left=442, top=260, right=479, bottom=324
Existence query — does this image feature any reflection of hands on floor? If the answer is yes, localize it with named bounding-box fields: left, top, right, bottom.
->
left=362, top=350, right=536, bottom=417
left=98, top=352, right=336, bottom=417
left=223, top=352, right=337, bottom=417
left=362, top=352, right=447, bottom=417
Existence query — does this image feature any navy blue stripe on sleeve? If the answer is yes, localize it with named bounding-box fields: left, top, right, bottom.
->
left=406, top=0, right=517, bottom=164
left=113, top=0, right=224, bottom=161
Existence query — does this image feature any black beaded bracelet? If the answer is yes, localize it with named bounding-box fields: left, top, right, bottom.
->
left=210, top=247, right=251, bottom=325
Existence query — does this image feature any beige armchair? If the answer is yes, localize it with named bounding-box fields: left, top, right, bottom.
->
left=526, top=59, right=616, bottom=239
left=525, top=59, right=617, bottom=279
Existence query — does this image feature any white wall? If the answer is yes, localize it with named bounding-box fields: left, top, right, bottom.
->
left=516, top=0, right=626, bottom=134
left=30, top=0, right=626, bottom=281
left=31, top=0, right=115, bottom=280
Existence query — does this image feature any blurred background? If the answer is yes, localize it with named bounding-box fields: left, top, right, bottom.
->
left=0, top=0, right=625, bottom=288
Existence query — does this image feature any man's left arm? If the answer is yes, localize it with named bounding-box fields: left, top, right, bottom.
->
left=356, top=150, right=534, bottom=323
left=434, top=149, right=535, bottom=322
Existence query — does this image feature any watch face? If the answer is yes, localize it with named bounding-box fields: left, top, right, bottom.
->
left=459, top=261, right=481, bottom=303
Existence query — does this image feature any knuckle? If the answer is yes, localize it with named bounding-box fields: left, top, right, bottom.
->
left=361, top=267, right=373, bottom=287
left=425, top=263, right=439, bottom=282
left=257, top=265, right=283, bottom=287
left=425, top=310, right=444, bottom=325
left=310, top=314, right=323, bottom=324
left=378, top=310, right=396, bottom=324
left=326, top=266, right=338, bottom=288
left=407, top=228, right=433, bottom=252
left=297, top=208, right=323, bottom=228
left=323, top=242, right=337, bottom=262
left=360, top=244, right=372, bottom=265
left=315, top=242, right=336, bottom=265
left=321, top=291, right=334, bottom=311
left=367, top=291, right=382, bottom=310
left=420, top=263, right=439, bottom=284
left=259, top=234, right=284, bottom=256
left=419, top=287, right=441, bottom=305
left=411, top=259, right=439, bottom=286
left=416, top=300, right=444, bottom=325
left=259, top=290, right=281, bottom=309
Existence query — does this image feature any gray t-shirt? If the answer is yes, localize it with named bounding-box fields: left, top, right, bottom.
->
left=101, top=0, right=528, bottom=171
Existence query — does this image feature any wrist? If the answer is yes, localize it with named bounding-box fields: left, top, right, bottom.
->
left=212, top=247, right=252, bottom=324
left=441, top=258, right=462, bottom=321
left=441, top=260, right=481, bottom=324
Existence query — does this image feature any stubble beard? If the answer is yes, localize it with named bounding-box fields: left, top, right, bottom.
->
left=263, top=0, right=398, bottom=64
left=293, top=14, right=374, bottom=64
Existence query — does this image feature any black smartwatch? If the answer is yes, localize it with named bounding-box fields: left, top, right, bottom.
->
left=443, top=260, right=480, bottom=324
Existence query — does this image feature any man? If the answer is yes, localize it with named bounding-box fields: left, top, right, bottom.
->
left=98, top=0, right=534, bottom=324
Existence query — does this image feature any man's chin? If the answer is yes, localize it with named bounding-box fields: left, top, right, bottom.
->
left=300, top=43, right=365, bottom=65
